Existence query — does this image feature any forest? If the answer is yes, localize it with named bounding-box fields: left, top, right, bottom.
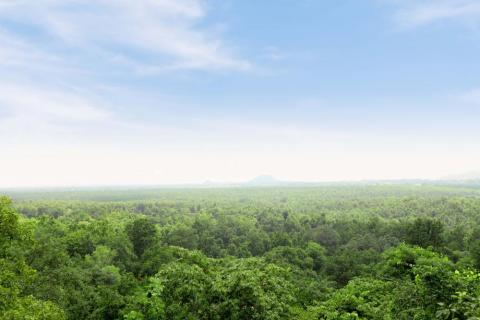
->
left=1, top=184, right=480, bottom=319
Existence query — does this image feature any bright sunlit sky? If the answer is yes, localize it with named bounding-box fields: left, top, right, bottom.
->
left=1, top=0, right=480, bottom=187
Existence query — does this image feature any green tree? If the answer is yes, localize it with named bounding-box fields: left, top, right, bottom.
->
left=0, top=197, right=66, bottom=319
left=405, top=217, right=444, bottom=249
left=213, top=258, right=295, bottom=320
left=126, top=218, right=157, bottom=257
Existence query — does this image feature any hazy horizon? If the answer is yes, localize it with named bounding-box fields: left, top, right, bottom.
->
left=2, top=0, right=480, bottom=187
left=2, top=172, right=480, bottom=190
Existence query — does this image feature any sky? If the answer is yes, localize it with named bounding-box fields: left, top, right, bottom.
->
left=1, top=0, right=480, bottom=187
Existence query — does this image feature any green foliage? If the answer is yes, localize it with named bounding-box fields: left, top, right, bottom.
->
left=131, top=256, right=295, bottom=320
left=265, top=246, right=314, bottom=270
left=406, top=217, right=445, bottom=249
left=153, top=262, right=212, bottom=319
left=380, top=244, right=449, bottom=279
left=436, top=270, right=480, bottom=320
left=0, top=197, right=66, bottom=318
left=312, top=278, right=395, bottom=319
left=212, top=258, right=295, bottom=320
left=0, top=295, right=66, bottom=320
left=0, top=196, right=21, bottom=249
left=126, top=218, right=157, bottom=257
left=2, top=185, right=480, bottom=319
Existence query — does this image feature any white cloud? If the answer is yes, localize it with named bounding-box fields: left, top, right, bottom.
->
left=0, top=0, right=250, bottom=72
left=0, top=30, right=54, bottom=68
left=0, top=84, right=109, bottom=121
left=390, top=0, right=480, bottom=28
left=0, top=0, right=251, bottom=150
left=0, top=82, right=111, bottom=143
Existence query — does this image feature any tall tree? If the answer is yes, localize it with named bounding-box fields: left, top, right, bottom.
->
left=126, top=218, right=157, bottom=257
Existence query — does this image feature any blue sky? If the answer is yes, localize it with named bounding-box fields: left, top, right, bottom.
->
left=1, top=0, right=480, bottom=187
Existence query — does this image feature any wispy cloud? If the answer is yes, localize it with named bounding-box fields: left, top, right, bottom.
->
left=0, top=83, right=109, bottom=122
left=259, top=46, right=286, bottom=61
left=390, top=0, right=480, bottom=28
left=0, top=81, right=111, bottom=144
left=0, top=0, right=251, bottom=145
left=0, top=29, right=83, bottom=79
left=0, top=0, right=250, bottom=72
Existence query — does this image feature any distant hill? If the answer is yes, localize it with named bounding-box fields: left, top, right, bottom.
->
left=244, top=175, right=283, bottom=186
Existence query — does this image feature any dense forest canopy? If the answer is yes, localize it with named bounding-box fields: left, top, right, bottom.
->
left=1, top=184, right=480, bottom=319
